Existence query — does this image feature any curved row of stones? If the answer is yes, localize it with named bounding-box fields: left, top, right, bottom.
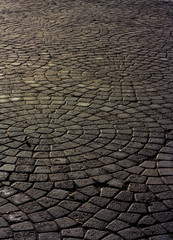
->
left=0, top=0, right=173, bottom=239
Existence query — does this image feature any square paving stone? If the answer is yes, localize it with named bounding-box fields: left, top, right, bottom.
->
left=19, top=201, right=43, bottom=214
left=146, top=177, right=164, bottom=185
left=152, top=211, right=173, bottom=222
left=74, top=179, right=94, bottom=188
left=134, top=192, right=155, bottom=202
left=161, top=221, right=173, bottom=232
left=38, top=232, right=61, bottom=240
left=106, top=219, right=130, bottom=232
left=83, top=217, right=107, bottom=229
left=143, top=224, right=167, bottom=236
left=48, top=189, right=69, bottom=200
left=100, top=187, right=119, bottom=198
left=108, top=201, right=130, bottom=212
left=163, top=199, right=173, bottom=209
left=114, top=191, right=133, bottom=202
left=118, top=227, right=144, bottom=239
left=128, top=203, right=147, bottom=213
left=8, top=193, right=31, bottom=205
left=11, top=182, right=32, bottom=191
left=107, top=179, right=124, bottom=188
left=14, top=231, right=36, bottom=240
left=49, top=173, right=68, bottom=181
left=0, top=217, right=8, bottom=227
left=0, top=203, right=18, bottom=214
left=149, top=235, right=173, bottom=240
left=61, top=228, right=84, bottom=238
left=0, top=197, right=7, bottom=207
left=58, top=200, right=81, bottom=211
left=37, top=197, right=58, bottom=208
left=95, top=209, right=118, bottom=222
left=89, top=196, right=111, bottom=207
left=0, top=228, right=13, bottom=238
left=29, top=174, right=48, bottom=182
left=55, top=180, right=75, bottom=190
left=128, top=183, right=147, bottom=192
left=77, top=202, right=100, bottom=213
left=35, top=221, right=59, bottom=232
left=15, top=165, right=34, bottom=172
left=11, top=221, right=34, bottom=231
left=33, top=182, right=53, bottom=191
left=0, top=186, right=17, bottom=198
left=79, top=185, right=99, bottom=196
left=48, top=205, right=70, bottom=218
left=118, top=213, right=141, bottom=224
left=68, top=191, right=90, bottom=202
left=55, top=217, right=77, bottom=228
left=28, top=211, right=53, bottom=223
left=9, top=173, right=28, bottom=181
left=102, top=234, right=122, bottom=240
left=149, top=185, right=169, bottom=193
left=148, top=201, right=168, bottom=212
left=84, top=229, right=107, bottom=240
left=127, top=174, right=146, bottom=183
left=138, top=216, right=156, bottom=226
left=156, top=190, right=173, bottom=200
left=3, top=211, right=28, bottom=223
left=0, top=172, right=9, bottom=181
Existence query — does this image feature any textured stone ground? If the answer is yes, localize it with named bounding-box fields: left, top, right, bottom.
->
left=0, top=0, right=173, bottom=239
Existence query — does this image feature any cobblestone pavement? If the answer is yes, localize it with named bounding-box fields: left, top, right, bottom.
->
left=0, top=0, right=173, bottom=239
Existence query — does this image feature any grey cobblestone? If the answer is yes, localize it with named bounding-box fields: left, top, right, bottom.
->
left=83, top=217, right=107, bottom=229
left=38, top=232, right=61, bottom=240
left=106, top=219, right=129, bottom=232
left=28, top=211, right=53, bottom=223
left=0, top=228, right=13, bottom=238
left=102, top=235, right=123, bottom=240
left=84, top=229, right=107, bottom=240
left=118, top=227, right=144, bottom=239
left=11, top=221, right=34, bottom=231
left=35, top=221, right=59, bottom=232
left=61, top=228, right=84, bottom=238
left=0, top=0, right=173, bottom=238
left=14, top=231, right=36, bottom=240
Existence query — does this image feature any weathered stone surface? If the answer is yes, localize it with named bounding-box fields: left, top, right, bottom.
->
left=0, top=0, right=172, bottom=238
left=35, top=221, right=59, bottom=232
left=118, top=227, right=144, bottom=239
left=14, top=231, right=36, bottom=240
left=84, top=229, right=107, bottom=240
left=38, top=232, right=61, bottom=240
left=61, top=228, right=84, bottom=238
left=106, top=220, right=130, bottom=232
left=11, top=221, right=34, bottom=231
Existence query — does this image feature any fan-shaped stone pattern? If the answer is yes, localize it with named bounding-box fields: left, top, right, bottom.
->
left=0, top=0, right=173, bottom=239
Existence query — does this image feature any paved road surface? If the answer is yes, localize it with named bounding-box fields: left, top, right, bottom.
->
left=0, top=0, right=173, bottom=239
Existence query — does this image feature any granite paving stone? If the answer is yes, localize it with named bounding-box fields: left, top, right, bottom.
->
left=28, top=211, right=53, bottom=223
left=94, top=209, right=118, bottom=222
left=102, top=235, right=123, bottom=240
left=0, top=0, right=173, bottom=238
left=83, top=217, right=107, bottom=229
left=38, top=232, right=61, bottom=240
left=55, top=217, right=77, bottom=229
left=84, top=229, right=107, bottom=240
left=118, top=227, right=144, bottom=240
left=61, top=228, right=84, bottom=238
left=3, top=211, right=28, bottom=223
left=35, top=221, right=59, bottom=232
left=106, top=219, right=130, bottom=232
left=11, top=221, right=34, bottom=231
left=0, top=228, right=13, bottom=238
left=14, top=231, right=37, bottom=240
